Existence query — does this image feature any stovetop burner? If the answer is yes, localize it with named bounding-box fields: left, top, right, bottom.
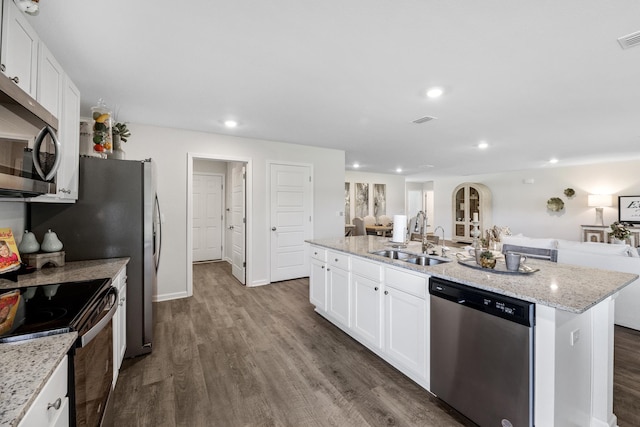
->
left=0, top=278, right=112, bottom=342
left=30, top=307, right=68, bottom=324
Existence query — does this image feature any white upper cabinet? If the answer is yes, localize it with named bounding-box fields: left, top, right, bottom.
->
left=37, top=42, right=64, bottom=119
left=0, top=0, right=81, bottom=202
left=1, top=0, right=39, bottom=98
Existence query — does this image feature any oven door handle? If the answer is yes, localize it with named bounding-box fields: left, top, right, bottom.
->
left=80, top=287, right=118, bottom=348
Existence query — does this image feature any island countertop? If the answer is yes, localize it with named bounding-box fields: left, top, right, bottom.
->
left=307, top=236, right=638, bottom=314
left=0, top=258, right=129, bottom=290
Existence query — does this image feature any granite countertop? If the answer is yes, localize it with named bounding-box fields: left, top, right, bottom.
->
left=308, top=236, right=639, bottom=314
left=0, top=257, right=129, bottom=290
left=0, top=332, right=78, bottom=427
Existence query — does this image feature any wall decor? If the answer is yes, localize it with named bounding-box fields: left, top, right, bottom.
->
left=546, top=197, right=565, bottom=212
left=618, top=195, right=640, bottom=224
left=344, top=183, right=351, bottom=224
left=355, top=183, right=369, bottom=218
left=373, top=184, right=386, bottom=217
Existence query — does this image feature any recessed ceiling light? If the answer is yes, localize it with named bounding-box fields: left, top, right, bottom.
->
left=426, top=87, right=444, bottom=98
left=396, top=168, right=403, bottom=173
left=549, top=158, right=559, bottom=164
left=353, top=163, right=360, bottom=168
left=478, top=141, right=489, bottom=149
left=224, top=120, right=238, bottom=128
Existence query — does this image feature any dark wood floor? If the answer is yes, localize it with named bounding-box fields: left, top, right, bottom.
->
left=113, top=262, right=640, bottom=426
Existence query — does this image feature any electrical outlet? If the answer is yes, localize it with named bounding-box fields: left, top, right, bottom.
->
left=571, top=328, right=580, bottom=346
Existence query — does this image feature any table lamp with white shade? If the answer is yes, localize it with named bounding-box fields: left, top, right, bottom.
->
left=587, top=194, right=613, bottom=226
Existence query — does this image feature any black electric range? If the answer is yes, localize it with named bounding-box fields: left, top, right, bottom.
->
left=0, top=278, right=114, bottom=343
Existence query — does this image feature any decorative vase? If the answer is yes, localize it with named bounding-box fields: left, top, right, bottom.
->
left=108, top=134, right=126, bottom=160
left=611, top=237, right=626, bottom=245
left=41, top=229, right=63, bottom=252
left=91, top=100, right=113, bottom=157
left=18, top=230, right=40, bottom=254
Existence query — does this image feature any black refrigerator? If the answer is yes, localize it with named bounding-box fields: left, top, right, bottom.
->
left=29, top=157, right=161, bottom=358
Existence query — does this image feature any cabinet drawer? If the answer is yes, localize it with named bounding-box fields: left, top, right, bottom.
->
left=19, top=355, right=68, bottom=427
left=310, top=246, right=326, bottom=261
left=351, top=256, right=382, bottom=281
left=328, top=250, right=350, bottom=269
left=385, top=267, right=428, bottom=299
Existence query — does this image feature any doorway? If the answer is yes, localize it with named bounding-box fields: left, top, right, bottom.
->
left=187, top=154, right=250, bottom=296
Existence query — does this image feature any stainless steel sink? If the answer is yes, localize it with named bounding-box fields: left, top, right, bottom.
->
left=404, top=256, right=451, bottom=266
left=370, top=250, right=413, bottom=260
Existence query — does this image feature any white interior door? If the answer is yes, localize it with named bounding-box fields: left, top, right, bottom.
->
left=231, top=164, right=246, bottom=284
left=192, top=173, right=223, bottom=262
left=270, top=163, right=312, bottom=282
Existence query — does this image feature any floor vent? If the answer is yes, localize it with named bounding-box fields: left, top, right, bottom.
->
left=412, top=115, right=437, bottom=124
left=618, top=30, right=640, bottom=49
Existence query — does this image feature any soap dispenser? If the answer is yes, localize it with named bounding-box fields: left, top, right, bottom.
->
left=18, top=230, right=40, bottom=254
left=41, top=229, right=63, bottom=252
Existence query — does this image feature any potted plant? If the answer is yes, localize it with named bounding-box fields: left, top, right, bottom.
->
left=109, top=123, right=131, bottom=160
left=479, top=250, right=496, bottom=269
left=608, top=221, right=631, bottom=243
left=112, top=122, right=131, bottom=143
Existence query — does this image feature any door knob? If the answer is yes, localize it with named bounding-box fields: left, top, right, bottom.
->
left=272, top=227, right=277, bottom=231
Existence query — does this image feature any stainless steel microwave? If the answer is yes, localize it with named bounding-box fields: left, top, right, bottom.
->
left=0, top=129, right=61, bottom=197
left=0, top=72, right=61, bottom=197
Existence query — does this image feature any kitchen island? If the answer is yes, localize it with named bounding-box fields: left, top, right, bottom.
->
left=307, top=236, right=638, bottom=427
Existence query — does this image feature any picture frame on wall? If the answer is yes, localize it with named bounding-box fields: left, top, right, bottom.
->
left=618, top=196, right=640, bottom=224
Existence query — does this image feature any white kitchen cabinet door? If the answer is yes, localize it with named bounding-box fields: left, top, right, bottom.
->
left=19, top=355, right=69, bottom=427
left=309, top=257, right=327, bottom=311
left=56, top=75, right=80, bottom=199
left=384, top=267, right=428, bottom=381
left=351, top=273, right=383, bottom=349
left=112, top=268, right=127, bottom=387
left=326, top=265, right=350, bottom=327
left=37, top=42, right=63, bottom=119
left=1, top=0, right=39, bottom=97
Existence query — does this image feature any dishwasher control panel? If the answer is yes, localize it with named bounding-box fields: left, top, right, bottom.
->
left=430, top=277, right=535, bottom=327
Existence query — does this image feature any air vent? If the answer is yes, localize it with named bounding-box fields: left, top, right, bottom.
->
left=412, top=115, right=437, bottom=124
left=618, top=30, right=640, bottom=49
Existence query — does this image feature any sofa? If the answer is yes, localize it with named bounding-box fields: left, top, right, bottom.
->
left=501, top=235, right=640, bottom=331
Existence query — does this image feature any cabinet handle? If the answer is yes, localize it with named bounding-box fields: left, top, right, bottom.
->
left=374, top=287, right=379, bottom=291
left=0, top=64, right=5, bottom=72
left=334, top=258, right=339, bottom=262
left=10, top=76, right=19, bottom=84
left=271, top=227, right=277, bottom=231
left=314, top=252, right=318, bottom=255
left=47, top=397, right=62, bottom=411
left=384, top=290, right=388, bottom=295
left=327, top=268, right=331, bottom=271
left=321, top=265, right=324, bottom=269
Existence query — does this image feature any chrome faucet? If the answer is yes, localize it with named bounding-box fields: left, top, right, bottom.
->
left=416, top=211, right=433, bottom=253
left=434, top=225, right=448, bottom=257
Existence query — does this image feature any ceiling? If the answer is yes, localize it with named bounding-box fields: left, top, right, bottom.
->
left=25, top=0, right=640, bottom=180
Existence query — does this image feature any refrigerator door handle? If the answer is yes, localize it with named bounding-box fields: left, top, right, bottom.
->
left=154, top=194, right=162, bottom=271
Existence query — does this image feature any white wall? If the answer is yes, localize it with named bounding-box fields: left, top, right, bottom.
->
left=429, top=159, right=640, bottom=241
left=345, top=171, right=405, bottom=222
left=124, top=123, right=345, bottom=299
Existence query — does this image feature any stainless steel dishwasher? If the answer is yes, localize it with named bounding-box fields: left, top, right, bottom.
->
left=429, top=277, right=535, bottom=427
